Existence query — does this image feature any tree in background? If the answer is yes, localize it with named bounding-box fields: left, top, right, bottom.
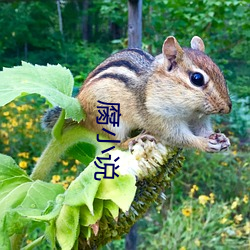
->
left=128, top=0, right=142, bottom=48
left=0, top=0, right=249, bottom=99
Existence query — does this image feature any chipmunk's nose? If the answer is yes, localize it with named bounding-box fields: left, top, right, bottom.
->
left=219, top=101, right=232, bottom=114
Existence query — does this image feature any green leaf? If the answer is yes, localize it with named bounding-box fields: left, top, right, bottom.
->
left=0, top=62, right=85, bottom=122
left=45, top=220, right=56, bottom=249
left=0, top=181, right=64, bottom=240
left=21, top=235, right=45, bottom=250
left=56, top=205, right=80, bottom=250
left=0, top=231, right=10, bottom=250
left=64, top=162, right=101, bottom=213
left=0, top=176, right=32, bottom=201
left=0, top=154, right=65, bottom=243
left=20, top=181, right=64, bottom=213
left=66, top=142, right=97, bottom=165
left=0, top=154, right=30, bottom=181
left=96, top=174, right=136, bottom=212
left=80, top=226, right=92, bottom=240
left=80, top=199, right=103, bottom=226
left=103, top=200, right=119, bottom=219
left=0, top=182, right=32, bottom=218
left=3, top=210, right=31, bottom=237
left=27, top=200, right=63, bottom=222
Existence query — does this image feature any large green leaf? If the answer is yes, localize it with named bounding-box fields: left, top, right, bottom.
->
left=79, top=199, right=103, bottom=227
left=0, top=154, right=30, bottom=181
left=20, top=181, right=64, bottom=213
left=0, top=176, right=31, bottom=201
left=56, top=205, right=80, bottom=250
left=96, top=174, right=136, bottom=212
left=66, top=142, right=97, bottom=165
left=0, top=62, right=85, bottom=121
left=0, top=154, right=65, bottom=248
left=0, top=183, right=32, bottom=217
left=64, top=162, right=101, bottom=213
left=103, top=200, right=119, bottom=219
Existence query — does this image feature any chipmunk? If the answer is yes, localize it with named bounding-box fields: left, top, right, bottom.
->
left=44, top=36, right=232, bottom=153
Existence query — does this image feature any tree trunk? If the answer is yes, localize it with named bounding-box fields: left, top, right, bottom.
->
left=128, top=0, right=142, bottom=48
left=56, top=0, right=63, bottom=36
left=82, top=0, right=89, bottom=41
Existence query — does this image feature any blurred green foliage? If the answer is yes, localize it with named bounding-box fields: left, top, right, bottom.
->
left=0, top=0, right=249, bottom=97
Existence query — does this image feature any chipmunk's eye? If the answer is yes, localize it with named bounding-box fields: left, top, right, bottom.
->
left=190, top=72, right=204, bottom=87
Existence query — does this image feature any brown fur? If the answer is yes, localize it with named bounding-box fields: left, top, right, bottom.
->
left=77, top=36, right=232, bottom=152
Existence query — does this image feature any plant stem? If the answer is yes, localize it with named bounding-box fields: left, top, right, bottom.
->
left=10, top=232, right=25, bottom=250
left=11, top=126, right=113, bottom=249
left=30, top=125, right=113, bottom=181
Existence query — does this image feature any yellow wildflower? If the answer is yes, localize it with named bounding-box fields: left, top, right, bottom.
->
left=3, top=111, right=9, bottom=116
left=4, top=147, right=10, bottom=152
left=3, top=138, right=9, bottom=145
left=51, top=175, right=61, bottom=183
left=221, top=162, right=228, bottom=167
left=26, top=121, right=33, bottom=129
left=243, top=195, right=248, bottom=204
left=179, top=247, right=186, bottom=250
left=62, top=160, right=69, bottom=166
left=17, top=105, right=30, bottom=112
left=220, top=217, right=228, bottom=224
left=66, top=176, right=75, bottom=182
left=221, top=232, right=227, bottom=238
left=32, top=157, right=39, bottom=162
left=234, top=214, right=243, bottom=224
left=198, top=195, right=210, bottom=206
left=75, top=159, right=81, bottom=165
left=71, top=165, right=77, bottom=172
left=0, top=130, right=8, bottom=138
left=9, top=102, right=16, bottom=108
left=26, top=239, right=32, bottom=244
left=235, top=157, right=242, bottom=163
left=231, top=197, right=240, bottom=209
left=182, top=207, right=192, bottom=217
left=11, top=119, right=18, bottom=127
left=244, top=221, right=250, bottom=234
left=194, top=238, right=201, bottom=247
left=19, top=161, right=28, bottom=169
left=236, top=229, right=242, bottom=237
left=189, top=184, right=199, bottom=198
left=209, top=193, right=215, bottom=204
left=18, top=152, right=30, bottom=159
left=232, top=150, right=237, bottom=156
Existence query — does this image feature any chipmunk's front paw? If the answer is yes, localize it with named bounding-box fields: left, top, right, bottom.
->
left=206, top=133, right=230, bottom=152
left=129, top=134, right=156, bottom=152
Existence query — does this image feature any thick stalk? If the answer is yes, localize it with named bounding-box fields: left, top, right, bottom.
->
left=31, top=125, right=114, bottom=181
left=12, top=126, right=112, bottom=249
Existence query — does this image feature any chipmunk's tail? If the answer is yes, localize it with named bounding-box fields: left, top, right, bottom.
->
left=41, top=106, right=62, bottom=130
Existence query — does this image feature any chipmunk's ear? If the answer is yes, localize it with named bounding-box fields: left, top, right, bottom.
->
left=162, top=36, right=184, bottom=63
left=191, top=36, right=205, bottom=52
